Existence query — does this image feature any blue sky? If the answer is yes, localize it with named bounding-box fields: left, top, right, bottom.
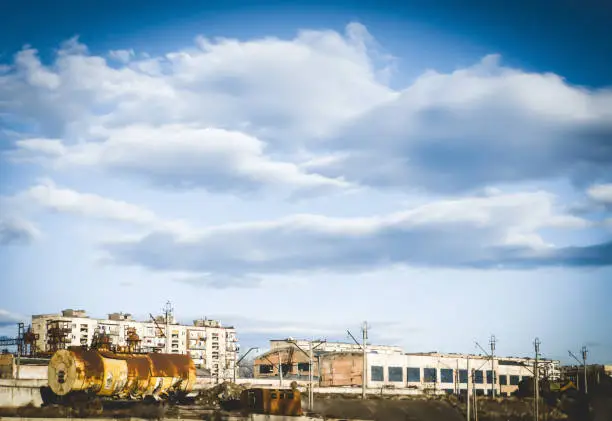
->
left=1, top=0, right=611, bottom=364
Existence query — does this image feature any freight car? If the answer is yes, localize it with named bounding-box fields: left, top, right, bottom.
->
left=239, top=388, right=303, bottom=416
left=45, top=347, right=196, bottom=406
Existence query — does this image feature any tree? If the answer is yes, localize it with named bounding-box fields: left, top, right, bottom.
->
left=238, top=356, right=256, bottom=378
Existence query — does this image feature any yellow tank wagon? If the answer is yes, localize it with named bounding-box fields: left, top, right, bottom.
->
left=47, top=347, right=196, bottom=402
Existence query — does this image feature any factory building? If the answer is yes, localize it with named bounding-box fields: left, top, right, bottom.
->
left=365, top=352, right=560, bottom=396
left=254, top=339, right=403, bottom=381
left=255, top=339, right=560, bottom=396
left=30, top=308, right=238, bottom=379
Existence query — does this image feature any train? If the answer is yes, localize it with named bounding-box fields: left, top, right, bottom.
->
left=45, top=347, right=196, bottom=404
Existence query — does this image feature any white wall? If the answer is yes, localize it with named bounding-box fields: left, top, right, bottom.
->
left=364, top=353, right=550, bottom=394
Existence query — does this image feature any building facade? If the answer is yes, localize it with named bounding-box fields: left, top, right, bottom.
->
left=365, top=352, right=560, bottom=396
left=254, top=339, right=560, bottom=396
left=31, top=309, right=238, bottom=379
left=255, top=339, right=404, bottom=381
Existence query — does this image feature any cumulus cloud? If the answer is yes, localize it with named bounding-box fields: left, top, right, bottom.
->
left=8, top=126, right=350, bottom=194
left=101, top=190, right=603, bottom=276
left=8, top=178, right=190, bottom=233
left=310, top=54, right=612, bottom=192
left=3, top=25, right=611, bottom=196
left=1, top=23, right=611, bottom=287
left=0, top=216, right=40, bottom=246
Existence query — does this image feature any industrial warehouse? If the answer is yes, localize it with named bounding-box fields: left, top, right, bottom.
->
left=0, top=305, right=611, bottom=420
left=254, top=340, right=560, bottom=396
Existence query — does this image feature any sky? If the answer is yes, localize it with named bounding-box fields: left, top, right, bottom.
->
left=0, top=0, right=611, bottom=365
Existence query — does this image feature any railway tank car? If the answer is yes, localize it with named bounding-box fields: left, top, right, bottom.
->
left=47, top=347, right=196, bottom=403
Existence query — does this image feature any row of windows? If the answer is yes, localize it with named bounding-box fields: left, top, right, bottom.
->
left=258, top=362, right=312, bottom=374
left=371, top=366, right=530, bottom=385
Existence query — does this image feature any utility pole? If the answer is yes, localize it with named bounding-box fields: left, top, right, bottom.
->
left=582, top=346, right=588, bottom=395
left=475, top=336, right=497, bottom=398
left=347, top=321, right=369, bottom=400
left=362, top=322, right=368, bottom=400
left=568, top=347, right=588, bottom=394
left=309, top=340, right=315, bottom=411
left=473, top=368, right=478, bottom=421
left=279, top=351, right=283, bottom=388
left=489, top=335, right=496, bottom=398
left=467, top=357, right=471, bottom=421
left=534, top=338, right=540, bottom=421
left=283, top=338, right=326, bottom=411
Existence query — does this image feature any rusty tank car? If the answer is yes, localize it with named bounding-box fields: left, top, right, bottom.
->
left=47, top=347, right=196, bottom=403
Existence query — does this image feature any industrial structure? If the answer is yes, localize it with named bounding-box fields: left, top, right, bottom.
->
left=29, top=303, right=238, bottom=380
left=254, top=339, right=561, bottom=396
left=47, top=348, right=196, bottom=401
left=255, top=339, right=402, bottom=381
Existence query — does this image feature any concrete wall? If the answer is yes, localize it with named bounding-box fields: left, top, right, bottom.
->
left=0, top=355, right=47, bottom=381
left=13, top=365, right=47, bottom=381
left=0, top=379, right=45, bottom=408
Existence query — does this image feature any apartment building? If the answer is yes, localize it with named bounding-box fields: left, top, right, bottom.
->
left=31, top=309, right=238, bottom=379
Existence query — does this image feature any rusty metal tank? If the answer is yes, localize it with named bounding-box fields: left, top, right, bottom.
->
left=48, top=348, right=196, bottom=400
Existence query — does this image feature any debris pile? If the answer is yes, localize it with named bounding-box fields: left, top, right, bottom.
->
left=195, top=382, right=246, bottom=409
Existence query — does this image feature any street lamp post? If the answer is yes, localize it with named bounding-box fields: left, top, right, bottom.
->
left=234, top=347, right=259, bottom=384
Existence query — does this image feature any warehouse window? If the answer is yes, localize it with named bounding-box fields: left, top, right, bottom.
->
left=459, top=370, right=468, bottom=384
left=259, top=365, right=273, bottom=374
left=486, top=370, right=496, bottom=384
left=388, top=367, right=403, bottom=382
left=281, top=363, right=292, bottom=374
left=510, top=375, right=520, bottom=385
left=522, top=376, right=532, bottom=382
left=424, top=368, right=437, bottom=383
left=407, top=367, right=420, bottom=382
left=499, top=375, right=508, bottom=385
left=474, top=370, right=484, bottom=384
left=297, top=363, right=310, bottom=372
left=371, top=366, right=384, bottom=381
left=441, top=369, right=453, bottom=384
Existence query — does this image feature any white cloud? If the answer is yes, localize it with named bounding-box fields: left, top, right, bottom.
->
left=313, top=55, right=612, bottom=192
left=0, top=216, right=40, bottom=246
left=1, top=22, right=610, bottom=283
left=588, top=184, right=612, bottom=204
left=103, top=190, right=594, bottom=275
left=9, top=179, right=190, bottom=234
left=9, top=125, right=351, bottom=194
left=18, top=179, right=159, bottom=224
left=108, top=49, right=135, bottom=63
left=3, top=24, right=611, bottom=197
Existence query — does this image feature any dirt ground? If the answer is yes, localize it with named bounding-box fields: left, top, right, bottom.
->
left=310, top=396, right=465, bottom=421
left=307, top=393, right=609, bottom=421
